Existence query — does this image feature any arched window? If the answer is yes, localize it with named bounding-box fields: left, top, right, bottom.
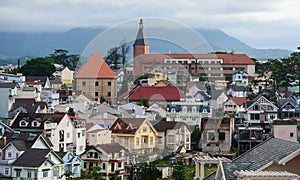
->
left=20, top=120, right=27, bottom=127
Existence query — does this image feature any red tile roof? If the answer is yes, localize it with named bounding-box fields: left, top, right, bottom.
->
left=76, top=51, right=116, bottom=79
left=128, top=86, right=185, bottom=101
left=137, top=53, right=255, bottom=65
left=231, top=97, right=248, bottom=105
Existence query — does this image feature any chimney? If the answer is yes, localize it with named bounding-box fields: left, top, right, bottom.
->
left=2, top=136, right=7, bottom=160
left=42, top=129, right=46, bottom=138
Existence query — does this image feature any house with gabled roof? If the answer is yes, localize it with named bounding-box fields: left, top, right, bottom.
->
left=25, top=76, right=51, bottom=90
left=109, top=118, right=158, bottom=161
left=10, top=113, right=86, bottom=155
left=152, top=121, right=191, bottom=155
left=81, top=143, right=127, bottom=180
left=202, top=138, right=300, bottom=180
left=56, top=151, right=81, bottom=178
left=227, top=85, right=247, bottom=97
left=75, top=51, right=117, bottom=104
left=11, top=148, right=64, bottom=180
left=224, top=97, right=248, bottom=118
left=209, top=90, right=229, bottom=109
left=277, top=96, right=300, bottom=119
left=245, top=95, right=278, bottom=127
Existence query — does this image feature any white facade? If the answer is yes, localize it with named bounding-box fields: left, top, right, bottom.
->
left=232, top=70, right=248, bottom=86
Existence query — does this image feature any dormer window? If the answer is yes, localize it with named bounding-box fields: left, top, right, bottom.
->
left=32, top=121, right=39, bottom=127
left=20, top=120, right=28, bottom=127
left=203, top=108, right=207, bottom=113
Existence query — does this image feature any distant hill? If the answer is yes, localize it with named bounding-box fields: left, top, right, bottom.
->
left=0, top=27, right=292, bottom=65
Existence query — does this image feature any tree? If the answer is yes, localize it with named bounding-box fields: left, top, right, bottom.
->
left=139, top=163, right=161, bottom=180
left=49, top=49, right=80, bottom=70
left=140, top=99, right=149, bottom=107
left=104, top=47, right=121, bottom=69
left=64, top=170, right=73, bottom=180
left=172, top=159, right=185, bottom=180
left=109, top=170, right=121, bottom=180
left=19, top=57, right=56, bottom=77
left=120, top=39, right=130, bottom=68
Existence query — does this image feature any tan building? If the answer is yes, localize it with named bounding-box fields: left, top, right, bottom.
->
left=109, top=118, right=158, bottom=161
left=132, top=19, right=256, bottom=84
left=75, top=52, right=117, bottom=104
left=61, top=66, right=74, bottom=84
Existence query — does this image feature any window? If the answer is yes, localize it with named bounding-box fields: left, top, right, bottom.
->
left=250, top=114, right=260, bottom=120
left=95, top=92, right=99, bottom=97
left=219, top=132, right=225, bottom=141
left=143, top=127, right=147, bottom=132
left=78, top=133, right=80, bottom=138
left=150, top=137, right=154, bottom=145
left=136, top=138, right=140, bottom=145
left=118, top=162, right=122, bottom=168
left=95, top=82, right=99, bottom=86
left=28, top=171, right=32, bottom=178
left=182, top=106, right=187, bottom=113
left=53, top=168, right=59, bottom=177
left=32, top=121, right=38, bottom=127
left=124, top=137, right=129, bottom=146
left=102, top=163, right=106, bottom=170
left=168, top=135, right=175, bottom=143
left=290, top=133, right=294, bottom=137
left=8, top=152, right=12, bottom=158
left=208, top=132, right=215, bottom=141
left=157, top=137, right=162, bottom=144
left=253, top=104, right=259, bottom=110
left=20, top=120, right=27, bottom=127
left=4, top=168, right=9, bottom=175
left=16, top=170, right=21, bottom=177
left=108, top=92, right=111, bottom=97
left=108, top=82, right=111, bottom=86
left=82, top=81, right=86, bottom=86
left=43, top=170, right=48, bottom=177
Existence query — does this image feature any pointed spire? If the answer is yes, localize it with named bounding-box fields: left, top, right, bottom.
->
left=134, top=19, right=149, bottom=46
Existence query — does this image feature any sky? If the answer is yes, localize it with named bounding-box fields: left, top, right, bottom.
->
left=0, top=0, right=300, bottom=51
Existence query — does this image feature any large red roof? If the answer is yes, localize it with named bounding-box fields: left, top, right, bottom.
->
left=76, top=51, right=116, bottom=79
left=129, top=86, right=185, bottom=101
left=137, top=53, right=255, bottom=65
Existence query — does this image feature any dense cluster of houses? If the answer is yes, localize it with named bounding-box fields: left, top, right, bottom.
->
left=1, top=19, right=300, bottom=179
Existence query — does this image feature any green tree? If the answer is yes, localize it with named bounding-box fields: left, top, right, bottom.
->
left=19, top=57, right=55, bottom=77
left=49, top=49, right=80, bottom=70
left=120, top=39, right=130, bottom=68
left=109, top=170, right=121, bottom=180
left=139, top=163, right=161, bottom=180
left=172, top=159, right=185, bottom=180
left=104, top=47, right=121, bottom=69
left=64, top=170, right=73, bottom=180
left=140, top=99, right=149, bottom=107
left=100, top=95, right=107, bottom=103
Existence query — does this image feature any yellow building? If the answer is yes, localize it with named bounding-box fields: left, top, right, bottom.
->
left=75, top=52, right=117, bottom=104
left=109, top=118, right=158, bottom=161
left=61, top=67, right=74, bottom=84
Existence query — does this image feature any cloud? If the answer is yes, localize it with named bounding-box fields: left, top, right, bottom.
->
left=0, top=0, right=299, bottom=50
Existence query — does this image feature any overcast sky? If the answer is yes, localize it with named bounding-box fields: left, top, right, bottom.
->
left=1, top=0, right=299, bottom=50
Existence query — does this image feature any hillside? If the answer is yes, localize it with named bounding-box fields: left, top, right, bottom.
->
left=0, top=27, right=292, bottom=64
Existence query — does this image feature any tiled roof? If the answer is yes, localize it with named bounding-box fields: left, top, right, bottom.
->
left=223, top=162, right=252, bottom=180
left=50, top=76, right=62, bottom=84
left=205, top=138, right=300, bottom=180
left=168, top=104, right=211, bottom=113
left=109, top=118, right=146, bottom=134
left=230, top=97, right=248, bottom=105
left=0, top=82, right=17, bottom=89
left=228, top=85, right=246, bottom=91
left=129, top=86, right=185, bottom=101
left=97, top=143, right=125, bottom=154
left=152, top=121, right=189, bottom=132
left=137, top=53, right=255, bottom=65
left=76, top=51, right=116, bottom=79
left=11, top=113, right=66, bottom=130
left=12, top=148, right=51, bottom=167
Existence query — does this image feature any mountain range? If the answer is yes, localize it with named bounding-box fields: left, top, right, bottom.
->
left=0, top=27, right=292, bottom=65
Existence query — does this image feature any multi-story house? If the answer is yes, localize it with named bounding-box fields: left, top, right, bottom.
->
left=167, top=97, right=212, bottom=126
left=232, top=70, right=248, bottom=86
left=109, top=118, right=158, bottom=161
left=40, top=88, right=60, bottom=108
left=8, top=98, right=48, bottom=118
left=75, top=51, right=117, bottom=104
left=209, top=90, right=229, bottom=110
left=237, top=126, right=263, bottom=155
left=227, top=85, right=247, bottom=97
left=277, top=96, right=300, bottom=119
left=245, top=95, right=278, bottom=127
left=0, top=82, right=18, bottom=118
left=200, top=117, right=234, bottom=155
left=56, top=151, right=81, bottom=178
left=81, top=143, right=126, bottom=180
left=10, top=113, right=86, bottom=155
left=224, top=97, right=248, bottom=118
left=61, top=67, right=74, bottom=85
left=152, top=121, right=191, bottom=155
left=86, top=123, right=112, bottom=146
